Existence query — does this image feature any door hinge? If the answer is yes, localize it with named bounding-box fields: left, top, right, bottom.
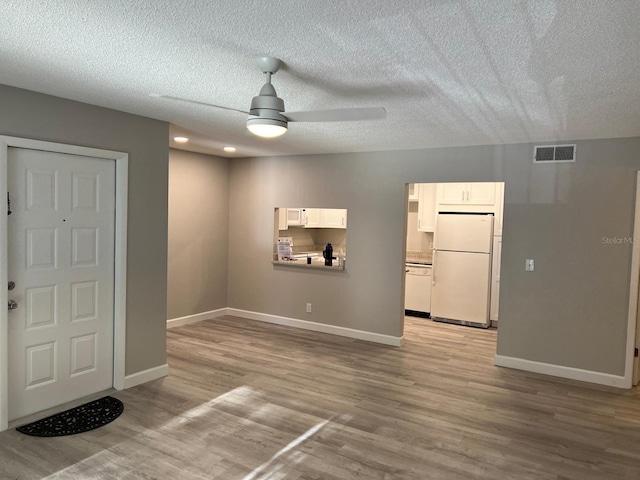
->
left=7, top=192, right=11, bottom=215
left=635, top=347, right=638, bottom=358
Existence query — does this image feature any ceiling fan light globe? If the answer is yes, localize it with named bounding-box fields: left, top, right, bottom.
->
left=246, top=118, right=288, bottom=138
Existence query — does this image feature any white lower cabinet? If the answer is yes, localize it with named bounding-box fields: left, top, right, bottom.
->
left=490, top=236, right=502, bottom=322
left=405, top=265, right=432, bottom=313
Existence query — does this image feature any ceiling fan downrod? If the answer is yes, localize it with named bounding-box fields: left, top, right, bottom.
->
left=247, top=57, right=288, bottom=137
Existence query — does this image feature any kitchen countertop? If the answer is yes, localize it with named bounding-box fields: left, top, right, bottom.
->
left=406, top=250, right=433, bottom=264
left=273, top=251, right=345, bottom=270
left=273, top=258, right=345, bottom=270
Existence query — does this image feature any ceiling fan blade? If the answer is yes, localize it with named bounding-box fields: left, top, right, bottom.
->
left=282, top=107, right=386, bottom=123
left=151, top=94, right=248, bottom=114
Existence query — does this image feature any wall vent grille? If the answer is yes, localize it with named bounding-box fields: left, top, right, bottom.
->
left=534, top=144, right=576, bottom=163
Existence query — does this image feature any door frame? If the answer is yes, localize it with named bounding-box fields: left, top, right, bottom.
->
left=627, top=171, right=640, bottom=386
left=0, top=136, right=128, bottom=431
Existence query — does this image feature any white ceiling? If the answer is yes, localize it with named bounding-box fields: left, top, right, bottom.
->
left=1, top=1, right=639, bottom=158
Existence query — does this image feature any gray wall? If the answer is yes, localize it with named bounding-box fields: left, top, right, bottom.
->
left=0, top=85, right=169, bottom=376
left=168, top=149, right=229, bottom=319
left=228, top=138, right=640, bottom=376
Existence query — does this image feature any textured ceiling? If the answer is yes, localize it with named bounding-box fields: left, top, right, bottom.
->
left=1, top=1, right=640, bottom=158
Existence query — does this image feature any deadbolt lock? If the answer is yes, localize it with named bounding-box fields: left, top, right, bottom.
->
left=8, top=281, right=15, bottom=291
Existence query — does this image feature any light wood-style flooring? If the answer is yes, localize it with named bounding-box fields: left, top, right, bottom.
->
left=2, top=316, right=640, bottom=479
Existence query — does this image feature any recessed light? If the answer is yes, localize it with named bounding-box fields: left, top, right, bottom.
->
left=173, top=136, right=189, bottom=143
left=223, top=146, right=237, bottom=153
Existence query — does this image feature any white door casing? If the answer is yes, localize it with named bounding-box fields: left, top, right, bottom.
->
left=0, top=136, right=128, bottom=430
left=630, top=171, right=640, bottom=386
left=490, top=236, right=502, bottom=322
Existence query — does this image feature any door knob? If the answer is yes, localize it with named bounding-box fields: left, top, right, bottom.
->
left=8, top=300, right=18, bottom=311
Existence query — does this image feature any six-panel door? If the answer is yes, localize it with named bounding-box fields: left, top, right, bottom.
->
left=7, top=148, right=115, bottom=421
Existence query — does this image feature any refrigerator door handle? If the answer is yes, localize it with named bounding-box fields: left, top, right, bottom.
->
left=432, top=253, right=436, bottom=285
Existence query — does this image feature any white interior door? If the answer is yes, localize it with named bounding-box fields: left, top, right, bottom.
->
left=7, top=148, right=115, bottom=421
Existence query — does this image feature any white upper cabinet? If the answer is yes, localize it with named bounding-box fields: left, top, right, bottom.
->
left=437, top=182, right=497, bottom=213
left=302, top=208, right=347, bottom=229
left=408, top=183, right=420, bottom=202
left=437, top=183, right=469, bottom=205
left=278, top=208, right=288, bottom=230
left=467, top=182, right=496, bottom=205
left=493, top=182, right=505, bottom=236
left=303, top=208, right=322, bottom=228
left=417, top=183, right=437, bottom=232
left=322, top=208, right=347, bottom=228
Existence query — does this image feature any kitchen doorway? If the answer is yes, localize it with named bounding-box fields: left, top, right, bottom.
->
left=403, top=182, right=504, bottom=332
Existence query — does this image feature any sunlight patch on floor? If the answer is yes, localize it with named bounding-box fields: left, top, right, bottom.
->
left=242, top=418, right=330, bottom=480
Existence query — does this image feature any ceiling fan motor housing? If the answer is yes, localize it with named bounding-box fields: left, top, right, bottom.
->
left=247, top=83, right=288, bottom=128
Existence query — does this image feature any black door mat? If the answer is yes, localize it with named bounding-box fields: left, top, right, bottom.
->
left=16, top=396, right=124, bottom=437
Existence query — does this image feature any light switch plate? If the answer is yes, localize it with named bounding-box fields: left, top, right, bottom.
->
left=525, top=259, right=535, bottom=271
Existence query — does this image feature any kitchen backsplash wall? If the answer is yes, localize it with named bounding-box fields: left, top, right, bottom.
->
left=315, top=229, right=347, bottom=253
left=278, top=228, right=347, bottom=254
left=406, top=250, right=433, bottom=264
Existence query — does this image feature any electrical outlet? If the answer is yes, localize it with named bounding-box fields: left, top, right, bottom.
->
left=306, top=303, right=312, bottom=313
left=525, top=259, right=535, bottom=271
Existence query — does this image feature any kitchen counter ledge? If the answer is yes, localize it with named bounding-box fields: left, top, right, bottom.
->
left=272, top=260, right=345, bottom=271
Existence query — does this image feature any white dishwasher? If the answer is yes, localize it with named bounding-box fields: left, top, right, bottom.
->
left=405, top=263, right=432, bottom=317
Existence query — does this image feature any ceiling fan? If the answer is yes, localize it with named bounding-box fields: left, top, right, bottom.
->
left=154, top=56, right=386, bottom=138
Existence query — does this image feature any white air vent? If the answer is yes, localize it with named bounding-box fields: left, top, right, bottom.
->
left=534, top=144, right=576, bottom=163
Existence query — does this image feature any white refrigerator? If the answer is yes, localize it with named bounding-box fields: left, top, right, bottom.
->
left=431, top=213, right=493, bottom=328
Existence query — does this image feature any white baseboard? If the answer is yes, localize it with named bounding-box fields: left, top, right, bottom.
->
left=167, top=308, right=227, bottom=329
left=227, top=308, right=404, bottom=347
left=494, top=354, right=630, bottom=389
left=123, top=364, right=169, bottom=389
